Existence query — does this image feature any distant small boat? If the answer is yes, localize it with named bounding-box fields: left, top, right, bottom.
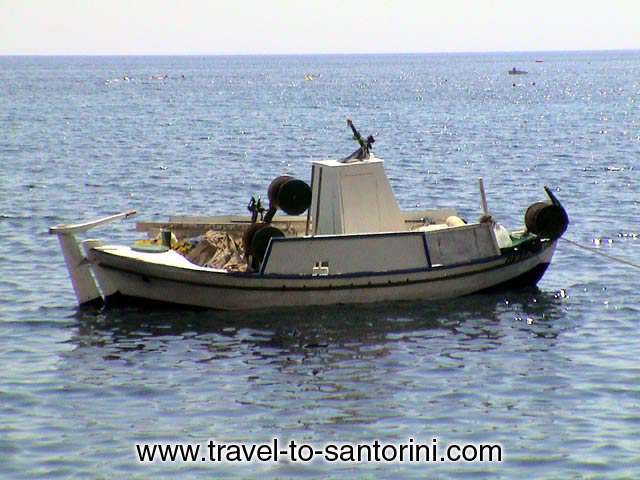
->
left=508, top=68, right=528, bottom=75
left=535, top=60, right=544, bottom=63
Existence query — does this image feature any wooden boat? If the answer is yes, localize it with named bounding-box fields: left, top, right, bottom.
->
left=50, top=121, right=568, bottom=310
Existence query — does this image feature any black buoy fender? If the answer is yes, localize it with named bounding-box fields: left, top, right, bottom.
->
left=242, top=222, right=268, bottom=257
left=267, top=176, right=312, bottom=216
left=277, top=179, right=312, bottom=215
left=524, top=187, right=569, bottom=239
left=251, top=225, right=285, bottom=269
left=267, top=175, right=293, bottom=209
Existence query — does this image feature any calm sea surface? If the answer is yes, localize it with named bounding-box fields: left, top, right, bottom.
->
left=1, top=52, right=639, bottom=479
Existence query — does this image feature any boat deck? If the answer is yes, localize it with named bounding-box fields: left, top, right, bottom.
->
left=135, top=209, right=458, bottom=239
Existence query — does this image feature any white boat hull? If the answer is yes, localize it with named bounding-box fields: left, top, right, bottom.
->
left=86, top=240, right=556, bottom=310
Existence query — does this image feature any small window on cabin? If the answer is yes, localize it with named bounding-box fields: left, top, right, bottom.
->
left=312, top=261, right=330, bottom=276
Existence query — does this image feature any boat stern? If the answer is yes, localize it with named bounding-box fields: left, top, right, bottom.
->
left=49, top=210, right=136, bottom=307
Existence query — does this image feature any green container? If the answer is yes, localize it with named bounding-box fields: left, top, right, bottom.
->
left=160, top=229, right=172, bottom=247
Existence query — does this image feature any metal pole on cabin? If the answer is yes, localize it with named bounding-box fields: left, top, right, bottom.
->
left=479, top=178, right=489, bottom=217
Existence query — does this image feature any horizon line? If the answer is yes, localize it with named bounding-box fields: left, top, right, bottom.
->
left=1, top=47, right=638, bottom=57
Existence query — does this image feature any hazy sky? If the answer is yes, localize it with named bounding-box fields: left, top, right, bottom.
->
left=1, top=0, right=638, bottom=55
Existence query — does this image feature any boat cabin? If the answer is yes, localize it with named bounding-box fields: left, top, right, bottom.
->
left=137, top=154, right=502, bottom=276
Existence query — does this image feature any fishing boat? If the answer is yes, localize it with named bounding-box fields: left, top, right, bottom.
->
left=508, top=67, right=528, bottom=75
left=50, top=120, right=569, bottom=310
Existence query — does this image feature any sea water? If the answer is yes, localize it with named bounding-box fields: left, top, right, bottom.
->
left=1, top=51, right=639, bottom=478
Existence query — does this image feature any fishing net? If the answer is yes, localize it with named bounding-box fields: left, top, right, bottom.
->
left=183, top=230, right=247, bottom=272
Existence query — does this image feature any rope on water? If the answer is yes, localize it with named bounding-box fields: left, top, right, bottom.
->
left=561, top=237, right=640, bottom=270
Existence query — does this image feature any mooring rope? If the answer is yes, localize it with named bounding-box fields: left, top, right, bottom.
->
left=561, top=237, right=640, bottom=270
